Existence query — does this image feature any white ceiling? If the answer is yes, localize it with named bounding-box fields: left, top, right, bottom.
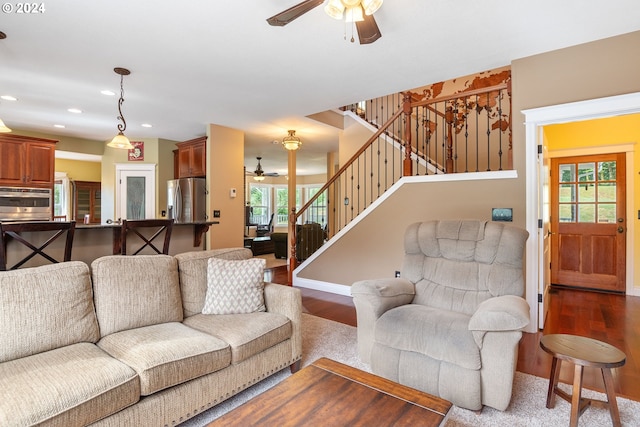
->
left=1, top=1, right=639, bottom=176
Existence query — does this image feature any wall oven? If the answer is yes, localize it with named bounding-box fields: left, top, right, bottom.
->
left=0, top=187, right=52, bottom=221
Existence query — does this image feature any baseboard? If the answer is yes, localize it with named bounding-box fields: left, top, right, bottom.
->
left=293, top=277, right=352, bottom=297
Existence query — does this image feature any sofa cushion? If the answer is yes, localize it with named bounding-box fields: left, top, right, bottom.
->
left=175, top=248, right=253, bottom=317
left=375, top=304, right=480, bottom=370
left=0, top=342, right=139, bottom=427
left=202, top=257, right=266, bottom=315
left=97, top=322, right=231, bottom=396
left=0, top=262, right=99, bottom=363
left=91, top=255, right=183, bottom=336
left=183, top=312, right=292, bottom=364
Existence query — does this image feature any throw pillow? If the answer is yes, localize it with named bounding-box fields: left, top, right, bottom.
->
left=202, top=257, right=266, bottom=315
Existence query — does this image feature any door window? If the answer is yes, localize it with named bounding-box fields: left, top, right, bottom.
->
left=558, top=160, right=617, bottom=223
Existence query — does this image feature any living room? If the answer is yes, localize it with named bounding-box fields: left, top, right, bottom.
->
left=2, top=2, right=640, bottom=426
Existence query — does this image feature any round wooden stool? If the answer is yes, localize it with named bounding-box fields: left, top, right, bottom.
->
left=540, top=334, right=626, bottom=427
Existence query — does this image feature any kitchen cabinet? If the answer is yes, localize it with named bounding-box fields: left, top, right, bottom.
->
left=0, top=134, right=57, bottom=187
left=75, top=181, right=101, bottom=224
left=176, top=136, right=206, bottom=178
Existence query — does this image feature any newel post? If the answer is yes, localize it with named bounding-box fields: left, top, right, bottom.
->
left=445, top=104, right=454, bottom=173
left=402, top=92, right=413, bottom=176
left=288, top=207, right=297, bottom=285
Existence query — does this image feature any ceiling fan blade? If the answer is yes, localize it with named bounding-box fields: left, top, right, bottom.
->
left=267, top=0, right=324, bottom=26
left=356, top=13, right=382, bottom=44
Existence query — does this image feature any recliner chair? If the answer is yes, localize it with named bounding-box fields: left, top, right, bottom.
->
left=351, top=219, right=530, bottom=411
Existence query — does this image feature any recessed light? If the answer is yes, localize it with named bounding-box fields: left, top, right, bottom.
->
left=101, top=90, right=115, bottom=96
left=141, top=123, right=152, bottom=128
left=67, top=108, right=82, bottom=114
left=1, top=95, right=17, bottom=101
left=54, top=124, right=65, bottom=129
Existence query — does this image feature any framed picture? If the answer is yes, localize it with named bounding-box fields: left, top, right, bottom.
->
left=128, top=141, right=144, bottom=161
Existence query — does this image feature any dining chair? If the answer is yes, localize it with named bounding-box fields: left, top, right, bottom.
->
left=120, top=219, right=174, bottom=255
left=0, top=221, right=76, bottom=271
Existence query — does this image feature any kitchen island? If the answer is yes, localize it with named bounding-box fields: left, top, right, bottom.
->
left=2, top=221, right=219, bottom=269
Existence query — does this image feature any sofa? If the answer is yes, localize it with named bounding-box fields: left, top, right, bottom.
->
left=351, top=220, right=529, bottom=411
left=0, top=248, right=302, bottom=427
left=270, top=232, right=288, bottom=259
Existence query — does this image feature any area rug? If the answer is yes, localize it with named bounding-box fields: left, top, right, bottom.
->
left=255, top=253, right=288, bottom=269
left=181, top=314, right=640, bottom=426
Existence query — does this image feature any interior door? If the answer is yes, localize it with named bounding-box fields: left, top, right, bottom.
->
left=115, top=164, right=156, bottom=220
left=550, top=153, right=626, bottom=292
left=538, top=143, right=551, bottom=329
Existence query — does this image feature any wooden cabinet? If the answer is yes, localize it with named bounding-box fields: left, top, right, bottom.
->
left=0, top=134, right=57, bottom=187
left=176, top=136, right=206, bottom=178
left=75, top=181, right=101, bottom=224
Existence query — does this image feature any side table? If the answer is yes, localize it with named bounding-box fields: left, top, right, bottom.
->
left=540, top=334, right=626, bottom=427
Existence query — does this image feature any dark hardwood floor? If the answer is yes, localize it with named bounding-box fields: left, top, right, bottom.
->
left=266, top=265, right=640, bottom=402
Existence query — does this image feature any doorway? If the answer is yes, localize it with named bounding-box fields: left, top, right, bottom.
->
left=523, top=92, right=640, bottom=333
left=550, top=153, right=626, bottom=293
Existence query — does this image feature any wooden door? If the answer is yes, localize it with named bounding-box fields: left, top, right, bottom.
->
left=550, top=153, right=626, bottom=292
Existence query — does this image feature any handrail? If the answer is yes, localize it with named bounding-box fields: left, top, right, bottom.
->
left=409, top=83, right=509, bottom=109
left=294, top=107, right=404, bottom=221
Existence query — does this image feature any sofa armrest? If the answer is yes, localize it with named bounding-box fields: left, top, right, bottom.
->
left=351, top=278, right=415, bottom=365
left=264, top=282, right=302, bottom=364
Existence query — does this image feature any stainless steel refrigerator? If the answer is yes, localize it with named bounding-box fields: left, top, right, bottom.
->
left=166, top=178, right=207, bottom=223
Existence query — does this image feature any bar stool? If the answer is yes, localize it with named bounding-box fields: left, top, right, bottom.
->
left=0, top=221, right=76, bottom=270
left=120, top=219, right=173, bottom=255
left=540, top=334, right=626, bottom=427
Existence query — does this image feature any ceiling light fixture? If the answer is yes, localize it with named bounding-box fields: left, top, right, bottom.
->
left=253, top=157, right=266, bottom=181
left=324, top=0, right=382, bottom=41
left=107, top=67, right=134, bottom=149
left=282, top=130, right=301, bottom=151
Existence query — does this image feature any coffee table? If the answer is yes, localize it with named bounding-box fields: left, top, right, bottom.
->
left=208, top=357, right=452, bottom=426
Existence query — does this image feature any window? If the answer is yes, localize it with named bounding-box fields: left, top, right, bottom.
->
left=249, top=184, right=270, bottom=225
left=274, top=186, right=301, bottom=226
left=53, top=172, right=70, bottom=218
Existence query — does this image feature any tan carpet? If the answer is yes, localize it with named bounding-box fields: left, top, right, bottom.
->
left=181, top=314, right=640, bottom=426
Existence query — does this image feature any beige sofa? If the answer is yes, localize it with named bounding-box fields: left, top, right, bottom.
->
left=0, top=248, right=302, bottom=427
left=352, top=220, right=529, bottom=411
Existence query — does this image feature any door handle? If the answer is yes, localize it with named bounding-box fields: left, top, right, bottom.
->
left=618, top=226, right=624, bottom=233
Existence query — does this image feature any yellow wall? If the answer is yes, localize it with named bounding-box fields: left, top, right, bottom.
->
left=55, top=158, right=101, bottom=181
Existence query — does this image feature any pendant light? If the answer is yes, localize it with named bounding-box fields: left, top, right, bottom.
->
left=107, top=67, right=134, bottom=149
left=0, top=118, right=11, bottom=133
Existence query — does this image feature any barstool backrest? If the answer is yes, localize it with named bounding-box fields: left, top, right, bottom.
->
left=120, top=219, right=174, bottom=255
left=0, top=221, right=76, bottom=270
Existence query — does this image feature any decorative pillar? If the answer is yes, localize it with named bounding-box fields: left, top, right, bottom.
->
left=287, top=148, right=297, bottom=285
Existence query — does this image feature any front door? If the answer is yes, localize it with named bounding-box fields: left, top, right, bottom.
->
left=550, top=153, right=626, bottom=292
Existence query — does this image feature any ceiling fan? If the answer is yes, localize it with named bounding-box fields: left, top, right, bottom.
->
left=248, top=157, right=279, bottom=181
left=266, top=0, right=383, bottom=45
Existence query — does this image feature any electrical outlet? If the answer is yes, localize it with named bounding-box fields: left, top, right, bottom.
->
left=213, top=210, right=221, bottom=218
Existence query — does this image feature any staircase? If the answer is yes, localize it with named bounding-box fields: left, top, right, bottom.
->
left=289, top=81, right=512, bottom=272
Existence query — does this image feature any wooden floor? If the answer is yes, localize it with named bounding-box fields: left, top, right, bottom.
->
left=266, top=265, right=640, bottom=402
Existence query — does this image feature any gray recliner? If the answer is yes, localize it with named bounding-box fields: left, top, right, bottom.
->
left=351, top=220, right=530, bottom=411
